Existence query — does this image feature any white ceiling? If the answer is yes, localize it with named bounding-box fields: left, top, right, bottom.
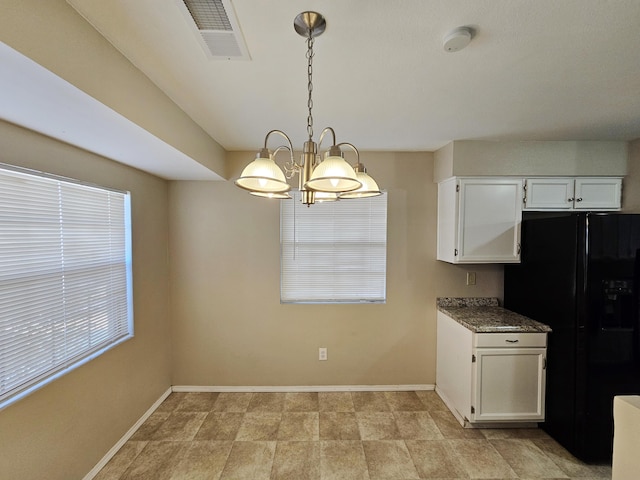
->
left=64, top=0, right=640, bottom=155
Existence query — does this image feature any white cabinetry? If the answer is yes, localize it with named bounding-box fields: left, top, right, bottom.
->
left=473, top=336, right=546, bottom=422
left=436, top=311, right=547, bottom=426
left=437, top=177, right=522, bottom=264
left=524, top=177, right=622, bottom=211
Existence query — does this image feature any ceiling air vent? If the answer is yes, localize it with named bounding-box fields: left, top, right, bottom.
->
left=178, top=0, right=250, bottom=60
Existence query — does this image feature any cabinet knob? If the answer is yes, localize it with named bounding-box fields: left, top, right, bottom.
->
left=576, top=197, right=583, bottom=202
left=505, top=339, right=519, bottom=343
left=568, top=197, right=574, bottom=202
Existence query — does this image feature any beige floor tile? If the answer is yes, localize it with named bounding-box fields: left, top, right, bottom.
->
left=219, top=441, right=276, bottom=480
left=405, top=439, right=469, bottom=479
left=393, top=411, right=443, bottom=440
left=247, top=392, right=286, bottom=412
left=319, top=392, right=355, bottom=412
left=94, top=441, right=148, bottom=480
left=271, top=441, right=320, bottom=480
left=532, top=437, right=612, bottom=478
left=384, top=392, right=426, bottom=411
left=285, top=392, right=319, bottom=411
left=490, top=438, right=568, bottom=478
left=194, top=412, right=244, bottom=440
left=320, top=412, right=361, bottom=440
left=155, top=393, right=187, bottom=413
left=362, top=440, right=420, bottom=479
left=320, top=440, right=370, bottom=480
left=448, top=439, right=518, bottom=478
left=130, top=412, right=170, bottom=441
left=415, top=390, right=449, bottom=412
left=101, top=390, right=608, bottom=480
left=151, top=412, right=208, bottom=441
left=429, top=410, right=484, bottom=440
left=121, top=441, right=187, bottom=480
left=236, top=412, right=281, bottom=441
left=175, top=392, right=219, bottom=412
left=356, top=412, right=402, bottom=440
left=212, top=392, right=253, bottom=412
left=352, top=392, right=390, bottom=411
left=169, top=441, right=233, bottom=480
left=278, top=412, right=319, bottom=441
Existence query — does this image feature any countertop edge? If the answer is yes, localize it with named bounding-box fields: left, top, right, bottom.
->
left=437, top=299, right=552, bottom=334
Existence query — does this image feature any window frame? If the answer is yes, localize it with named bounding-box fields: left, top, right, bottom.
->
left=0, top=163, right=133, bottom=411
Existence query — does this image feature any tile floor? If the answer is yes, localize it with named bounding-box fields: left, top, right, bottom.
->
left=94, top=391, right=612, bottom=479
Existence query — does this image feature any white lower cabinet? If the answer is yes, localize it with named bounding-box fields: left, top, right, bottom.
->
left=436, top=311, right=547, bottom=426
left=473, top=346, right=546, bottom=422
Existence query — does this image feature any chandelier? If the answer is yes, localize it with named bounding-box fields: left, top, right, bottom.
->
left=235, top=11, right=381, bottom=205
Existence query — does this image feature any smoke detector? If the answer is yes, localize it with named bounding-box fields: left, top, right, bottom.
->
left=443, top=27, right=473, bottom=53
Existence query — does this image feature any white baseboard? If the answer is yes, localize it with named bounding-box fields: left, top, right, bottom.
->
left=83, top=387, right=172, bottom=480
left=171, top=384, right=435, bottom=393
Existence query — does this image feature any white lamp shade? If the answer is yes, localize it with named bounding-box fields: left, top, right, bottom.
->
left=305, top=155, right=361, bottom=192
left=249, top=191, right=292, bottom=199
left=235, top=156, right=290, bottom=193
left=340, top=171, right=382, bottom=199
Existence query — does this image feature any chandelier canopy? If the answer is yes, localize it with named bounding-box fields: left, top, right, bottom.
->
left=234, top=12, right=381, bottom=206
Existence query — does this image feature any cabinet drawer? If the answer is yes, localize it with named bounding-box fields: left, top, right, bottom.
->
left=474, top=332, right=547, bottom=348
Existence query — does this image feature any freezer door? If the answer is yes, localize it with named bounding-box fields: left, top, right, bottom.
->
left=581, top=214, right=640, bottom=460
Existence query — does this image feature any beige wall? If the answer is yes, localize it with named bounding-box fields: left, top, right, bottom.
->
left=0, top=121, right=172, bottom=480
left=433, top=140, right=628, bottom=182
left=621, top=139, right=640, bottom=212
left=169, top=152, right=503, bottom=387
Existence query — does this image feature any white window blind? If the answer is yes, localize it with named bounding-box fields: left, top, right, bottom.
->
left=281, top=191, right=387, bottom=303
left=0, top=165, right=133, bottom=410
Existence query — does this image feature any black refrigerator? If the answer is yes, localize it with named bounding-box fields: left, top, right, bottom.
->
left=504, top=213, right=640, bottom=462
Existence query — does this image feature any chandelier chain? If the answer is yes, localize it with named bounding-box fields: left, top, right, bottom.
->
left=306, top=32, right=314, bottom=141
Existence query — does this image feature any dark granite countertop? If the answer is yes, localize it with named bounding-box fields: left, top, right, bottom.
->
left=437, top=297, right=551, bottom=333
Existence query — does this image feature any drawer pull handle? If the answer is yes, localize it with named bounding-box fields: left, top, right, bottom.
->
left=505, top=339, right=519, bottom=343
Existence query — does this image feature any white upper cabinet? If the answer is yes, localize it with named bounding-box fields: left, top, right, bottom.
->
left=437, top=177, right=522, bottom=264
left=524, top=177, right=622, bottom=211
left=574, top=177, right=622, bottom=210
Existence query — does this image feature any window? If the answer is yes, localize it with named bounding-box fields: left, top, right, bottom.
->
left=281, top=191, right=387, bottom=303
left=0, top=164, right=133, bottom=410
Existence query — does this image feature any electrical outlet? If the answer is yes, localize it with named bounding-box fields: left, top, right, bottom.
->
left=466, top=271, right=477, bottom=285
left=318, top=347, right=328, bottom=361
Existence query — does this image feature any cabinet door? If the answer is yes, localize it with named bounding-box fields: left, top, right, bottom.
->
left=436, top=178, right=459, bottom=263
left=524, top=178, right=574, bottom=210
left=472, top=347, right=546, bottom=422
left=574, top=177, right=622, bottom=210
left=436, top=311, right=473, bottom=424
left=457, top=179, right=522, bottom=263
